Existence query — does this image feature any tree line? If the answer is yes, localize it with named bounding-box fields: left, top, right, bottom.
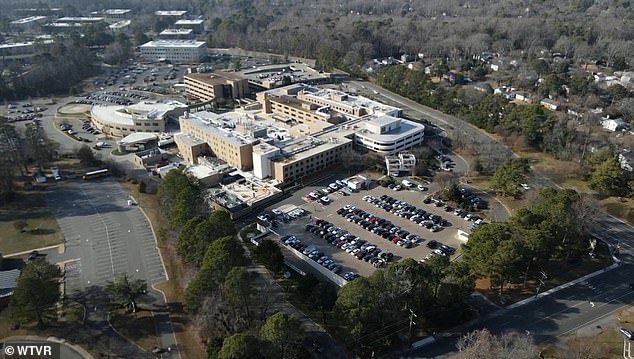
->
left=158, top=170, right=301, bottom=358
left=463, top=187, right=598, bottom=295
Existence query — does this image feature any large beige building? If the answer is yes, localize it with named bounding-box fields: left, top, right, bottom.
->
left=176, top=112, right=255, bottom=170
left=184, top=71, right=250, bottom=103
left=139, top=40, right=207, bottom=64
left=176, top=84, right=424, bottom=184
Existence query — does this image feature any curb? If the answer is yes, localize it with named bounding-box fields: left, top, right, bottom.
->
left=133, top=202, right=169, bottom=281
left=4, top=244, right=63, bottom=258
left=505, top=262, right=620, bottom=310
left=149, top=285, right=183, bottom=359
left=131, top=195, right=181, bottom=358
left=105, top=312, right=148, bottom=353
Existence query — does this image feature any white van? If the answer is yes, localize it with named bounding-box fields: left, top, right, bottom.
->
left=401, top=180, right=414, bottom=188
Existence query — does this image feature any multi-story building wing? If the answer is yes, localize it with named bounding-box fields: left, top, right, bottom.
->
left=138, top=40, right=207, bottom=63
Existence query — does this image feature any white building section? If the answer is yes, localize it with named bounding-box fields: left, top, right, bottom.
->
left=91, top=101, right=187, bottom=137
left=252, top=143, right=280, bottom=180
left=138, top=40, right=207, bottom=63
left=356, top=116, right=425, bottom=154
left=154, top=10, right=188, bottom=17
left=385, top=152, right=417, bottom=176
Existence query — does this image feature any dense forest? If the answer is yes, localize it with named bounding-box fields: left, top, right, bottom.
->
left=1, top=0, right=633, bottom=71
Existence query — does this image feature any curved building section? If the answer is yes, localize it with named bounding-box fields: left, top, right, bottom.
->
left=90, top=101, right=187, bottom=137
left=355, top=116, right=425, bottom=154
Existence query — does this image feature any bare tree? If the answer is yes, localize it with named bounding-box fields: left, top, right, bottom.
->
left=456, top=329, right=536, bottom=359
left=434, top=171, right=457, bottom=192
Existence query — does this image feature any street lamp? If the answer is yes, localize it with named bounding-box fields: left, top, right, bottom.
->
left=535, top=270, right=547, bottom=298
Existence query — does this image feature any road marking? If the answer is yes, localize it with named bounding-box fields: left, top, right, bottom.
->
left=497, top=283, right=630, bottom=328
left=80, top=186, right=116, bottom=281
left=558, top=294, right=634, bottom=337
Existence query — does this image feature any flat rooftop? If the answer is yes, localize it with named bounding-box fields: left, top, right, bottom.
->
left=57, top=17, right=104, bottom=22
left=175, top=132, right=206, bottom=147
left=140, top=40, right=206, bottom=48
left=357, top=115, right=425, bottom=142
left=0, top=42, right=33, bottom=49
left=220, top=174, right=282, bottom=206
left=186, top=162, right=231, bottom=178
left=276, top=131, right=352, bottom=164
left=10, top=16, right=47, bottom=24
left=0, top=39, right=53, bottom=50
left=44, top=22, right=83, bottom=27
left=239, top=63, right=330, bottom=88
left=120, top=132, right=158, bottom=145
left=91, top=101, right=187, bottom=126
left=105, top=9, right=132, bottom=15
left=300, top=86, right=401, bottom=117
left=183, top=111, right=258, bottom=147
left=174, top=19, right=204, bottom=25
left=110, top=20, right=131, bottom=29
left=186, top=71, right=246, bottom=83
left=154, top=10, right=188, bottom=16
left=160, top=28, right=193, bottom=35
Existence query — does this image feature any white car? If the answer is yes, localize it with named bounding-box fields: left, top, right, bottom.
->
left=417, top=184, right=427, bottom=191
left=520, top=183, right=530, bottom=190
left=320, top=196, right=331, bottom=204
left=272, top=209, right=283, bottom=216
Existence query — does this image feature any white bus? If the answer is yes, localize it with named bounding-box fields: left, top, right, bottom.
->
left=83, top=169, right=110, bottom=180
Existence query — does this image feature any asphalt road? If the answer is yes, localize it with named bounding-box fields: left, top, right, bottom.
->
left=40, top=177, right=178, bottom=356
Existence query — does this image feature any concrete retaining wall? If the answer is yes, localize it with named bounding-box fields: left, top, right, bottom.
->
left=285, top=245, right=347, bottom=287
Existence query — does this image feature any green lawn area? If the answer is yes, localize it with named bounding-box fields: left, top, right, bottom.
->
left=0, top=190, right=63, bottom=254
left=109, top=308, right=160, bottom=351
left=476, top=241, right=613, bottom=306
left=600, top=196, right=634, bottom=226
left=467, top=176, right=528, bottom=214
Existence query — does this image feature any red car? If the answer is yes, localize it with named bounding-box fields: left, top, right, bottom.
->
left=391, top=236, right=401, bottom=244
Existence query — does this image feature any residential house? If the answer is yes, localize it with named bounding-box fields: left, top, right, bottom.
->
left=618, top=151, right=634, bottom=172
left=601, top=117, right=628, bottom=132
left=514, top=92, right=533, bottom=104
left=540, top=98, right=560, bottom=111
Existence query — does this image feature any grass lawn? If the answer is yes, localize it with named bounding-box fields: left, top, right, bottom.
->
left=109, top=308, right=159, bottom=350
left=0, top=302, right=97, bottom=356
left=537, top=344, right=567, bottom=359
left=467, top=176, right=528, bottom=214
left=118, top=180, right=207, bottom=359
left=599, top=196, right=634, bottom=226
left=0, top=190, right=63, bottom=254
left=562, top=309, right=634, bottom=358
left=565, top=328, right=623, bottom=359
left=476, top=241, right=613, bottom=306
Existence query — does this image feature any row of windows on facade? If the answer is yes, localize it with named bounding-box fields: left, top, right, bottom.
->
left=356, top=132, right=423, bottom=147
left=355, top=137, right=421, bottom=152
left=283, top=156, right=338, bottom=179
left=283, top=143, right=351, bottom=170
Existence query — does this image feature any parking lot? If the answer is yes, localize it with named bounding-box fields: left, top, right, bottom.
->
left=76, top=90, right=150, bottom=106
left=272, top=179, right=486, bottom=280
